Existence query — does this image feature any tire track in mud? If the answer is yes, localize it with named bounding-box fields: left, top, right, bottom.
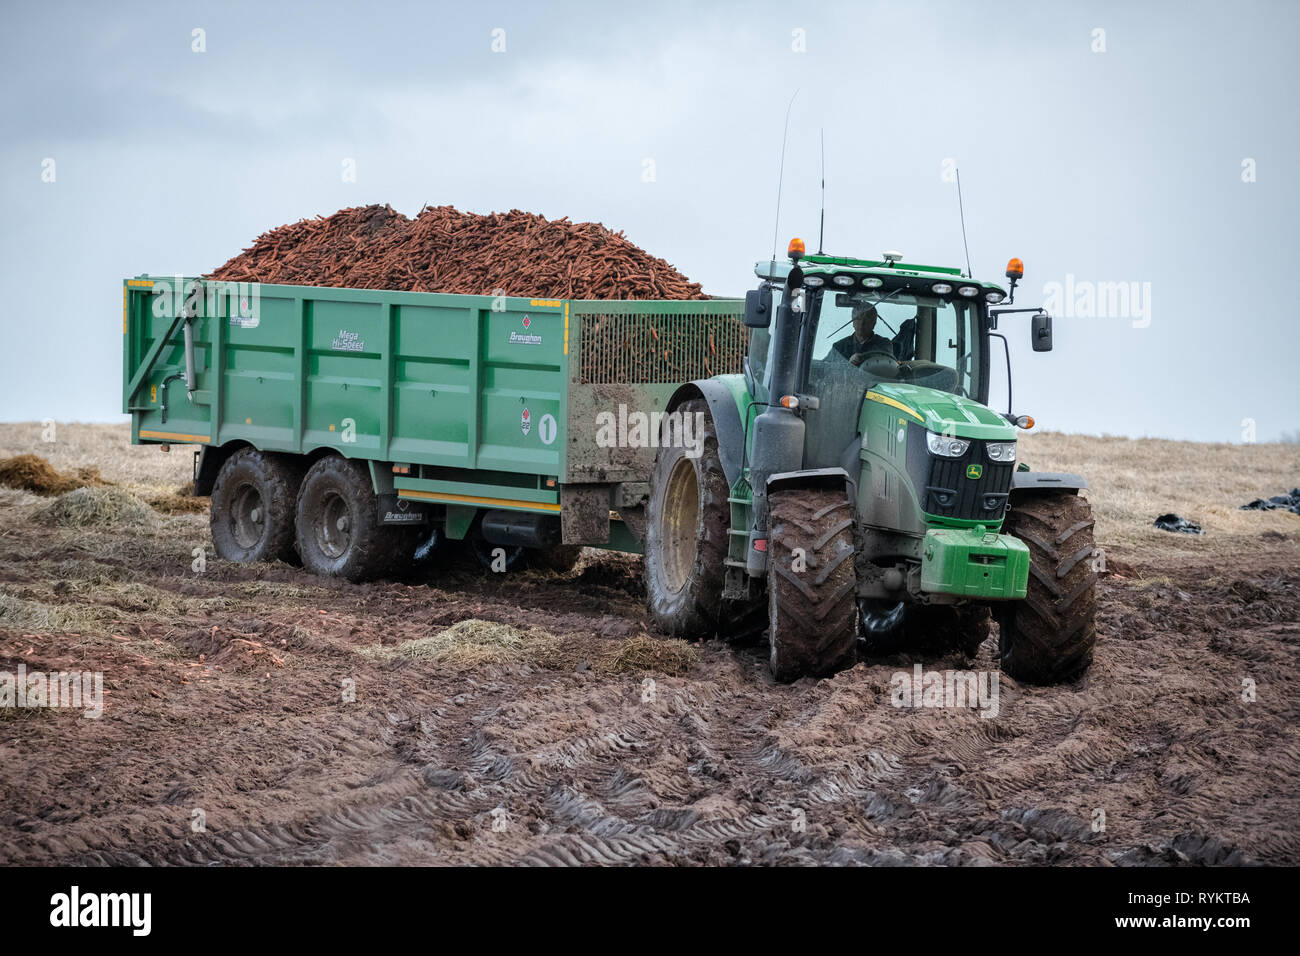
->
left=4, top=551, right=1299, bottom=865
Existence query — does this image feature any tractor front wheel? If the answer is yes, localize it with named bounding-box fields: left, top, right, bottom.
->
left=997, top=491, right=1098, bottom=683
left=767, top=488, right=858, bottom=682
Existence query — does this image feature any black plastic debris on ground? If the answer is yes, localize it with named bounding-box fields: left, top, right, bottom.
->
left=1154, top=513, right=1203, bottom=534
left=1240, top=488, right=1300, bottom=514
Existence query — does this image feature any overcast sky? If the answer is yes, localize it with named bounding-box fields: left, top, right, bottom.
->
left=2, top=0, right=1297, bottom=441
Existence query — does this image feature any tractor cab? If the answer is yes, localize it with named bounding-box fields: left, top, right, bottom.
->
left=745, top=247, right=1006, bottom=411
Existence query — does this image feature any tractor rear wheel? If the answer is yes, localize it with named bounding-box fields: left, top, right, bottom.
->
left=209, top=448, right=303, bottom=565
left=997, top=491, right=1098, bottom=683
left=644, top=399, right=730, bottom=638
left=295, top=456, right=402, bottom=582
left=767, top=489, right=858, bottom=682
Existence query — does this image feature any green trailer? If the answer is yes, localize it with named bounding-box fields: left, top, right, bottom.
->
left=122, top=275, right=747, bottom=572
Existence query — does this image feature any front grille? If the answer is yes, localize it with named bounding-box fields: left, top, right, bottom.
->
left=905, top=422, right=1013, bottom=522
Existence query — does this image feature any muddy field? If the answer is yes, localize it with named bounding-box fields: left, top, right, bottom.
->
left=1, top=424, right=1298, bottom=865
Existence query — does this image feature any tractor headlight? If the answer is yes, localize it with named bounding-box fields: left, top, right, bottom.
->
left=926, top=431, right=970, bottom=458
left=985, top=440, right=1017, bottom=462
left=804, top=275, right=824, bottom=287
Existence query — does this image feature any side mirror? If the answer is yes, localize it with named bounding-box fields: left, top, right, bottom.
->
left=1031, top=311, right=1053, bottom=352
left=744, top=285, right=772, bottom=328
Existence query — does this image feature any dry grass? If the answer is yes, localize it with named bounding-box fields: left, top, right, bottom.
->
left=360, top=619, right=699, bottom=676
left=602, top=633, right=699, bottom=676
left=1019, top=431, right=1300, bottom=560
left=0, top=422, right=192, bottom=497
left=0, top=589, right=116, bottom=633
left=35, top=486, right=159, bottom=530
left=0, top=453, right=108, bottom=496
left=359, top=619, right=563, bottom=667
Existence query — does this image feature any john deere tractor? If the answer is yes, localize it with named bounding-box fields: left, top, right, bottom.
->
left=644, top=241, right=1096, bottom=683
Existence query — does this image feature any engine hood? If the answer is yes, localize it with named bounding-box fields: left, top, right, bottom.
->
left=864, top=382, right=1016, bottom=441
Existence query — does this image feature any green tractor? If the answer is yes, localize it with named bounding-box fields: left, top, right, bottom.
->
left=644, top=241, right=1096, bottom=684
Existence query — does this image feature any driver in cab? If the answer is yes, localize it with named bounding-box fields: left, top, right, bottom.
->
left=833, top=304, right=895, bottom=367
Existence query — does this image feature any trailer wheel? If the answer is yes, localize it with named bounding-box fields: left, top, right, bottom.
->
left=295, top=456, right=399, bottom=582
left=644, top=399, right=729, bottom=638
left=997, top=491, right=1098, bottom=684
left=767, top=489, right=858, bottom=682
left=209, top=448, right=303, bottom=565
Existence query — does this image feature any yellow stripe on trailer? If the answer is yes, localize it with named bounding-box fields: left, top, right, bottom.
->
left=865, top=391, right=924, bottom=423
left=399, top=489, right=562, bottom=512
left=139, top=429, right=210, bottom=443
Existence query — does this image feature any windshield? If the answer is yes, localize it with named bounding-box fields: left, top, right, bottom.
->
left=806, top=288, right=983, bottom=399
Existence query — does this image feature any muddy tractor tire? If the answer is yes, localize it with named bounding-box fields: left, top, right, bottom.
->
left=997, top=490, right=1098, bottom=684
left=644, top=399, right=730, bottom=638
left=209, top=448, right=304, bottom=565
left=767, top=489, right=858, bottom=682
left=295, top=456, right=403, bottom=582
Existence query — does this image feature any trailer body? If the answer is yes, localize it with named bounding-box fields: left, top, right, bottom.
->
left=122, top=276, right=746, bottom=549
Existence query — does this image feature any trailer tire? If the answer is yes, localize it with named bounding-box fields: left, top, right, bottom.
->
left=644, top=399, right=730, bottom=638
left=295, top=456, right=400, bottom=582
left=209, top=448, right=303, bottom=565
left=997, top=491, right=1098, bottom=684
left=767, top=489, right=858, bottom=682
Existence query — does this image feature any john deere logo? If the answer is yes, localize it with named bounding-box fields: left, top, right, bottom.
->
left=966, top=464, right=983, bottom=480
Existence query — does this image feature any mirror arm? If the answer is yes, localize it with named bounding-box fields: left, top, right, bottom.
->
left=988, top=331, right=1013, bottom=418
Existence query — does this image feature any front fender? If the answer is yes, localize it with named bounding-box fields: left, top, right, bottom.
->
left=767, top=466, right=855, bottom=500
left=1011, top=471, right=1088, bottom=494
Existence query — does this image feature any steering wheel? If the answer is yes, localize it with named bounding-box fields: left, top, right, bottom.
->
left=854, top=349, right=901, bottom=379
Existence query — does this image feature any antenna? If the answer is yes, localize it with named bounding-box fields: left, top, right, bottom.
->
left=817, top=129, right=826, bottom=254
left=956, top=167, right=973, bottom=278
left=770, top=89, right=800, bottom=267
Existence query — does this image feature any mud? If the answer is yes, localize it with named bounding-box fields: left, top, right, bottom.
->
left=2, top=513, right=1297, bottom=866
